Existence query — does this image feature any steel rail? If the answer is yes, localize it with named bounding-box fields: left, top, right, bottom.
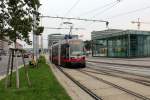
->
left=79, top=70, right=150, bottom=100
left=56, top=66, right=102, bottom=100
left=87, top=62, right=150, bottom=79
left=87, top=60, right=150, bottom=68
left=84, top=67, right=150, bottom=86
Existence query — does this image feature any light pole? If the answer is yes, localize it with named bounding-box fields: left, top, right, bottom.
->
left=33, top=5, right=37, bottom=61
left=63, top=22, right=73, bottom=38
left=33, top=4, right=42, bottom=61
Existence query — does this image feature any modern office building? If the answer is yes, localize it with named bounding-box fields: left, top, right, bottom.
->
left=48, top=33, right=78, bottom=47
left=91, top=29, right=150, bottom=57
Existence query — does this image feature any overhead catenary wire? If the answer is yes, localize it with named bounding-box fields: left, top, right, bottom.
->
left=58, top=0, right=81, bottom=30
left=79, top=0, right=121, bottom=30
left=76, top=1, right=120, bottom=31
left=64, top=0, right=81, bottom=16
left=92, top=0, right=122, bottom=18
left=79, top=0, right=118, bottom=17
left=107, top=6, right=150, bottom=20
left=76, top=0, right=121, bottom=30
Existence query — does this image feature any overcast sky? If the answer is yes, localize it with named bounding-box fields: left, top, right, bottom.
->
left=26, top=0, right=150, bottom=48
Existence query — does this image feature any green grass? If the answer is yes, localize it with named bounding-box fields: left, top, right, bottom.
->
left=0, top=56, right=71, bottom=100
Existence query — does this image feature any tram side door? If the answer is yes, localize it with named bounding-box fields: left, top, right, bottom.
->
left=65, top=44, right=70, bottom=60
left=60, top=44, right=70, bottom=65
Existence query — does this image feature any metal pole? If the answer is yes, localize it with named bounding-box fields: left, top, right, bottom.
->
left=9, top=49, right=14, bottom=87
left=21, top=50, right=31, bottom=87
left=33, top=13, right=36, bottom=60
left=137, top=18, right=140, bottom=30
left=36, top=35, right=39, bottom=60
left=33, top=5, right=38, bottom=62
left=58, top=40, right=61, bottom=65
left=128, top=34, right=131, bottom=57
left=69, top=25, right=73, bottom=36
left=41, top=35, right=43, bottom=54
left=15, top=50, right=19, bottom=88
left=5, top=49, right=11, bottom=88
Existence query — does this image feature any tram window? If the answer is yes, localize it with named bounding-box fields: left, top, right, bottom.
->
left=65, top=44, right=69, bottom=58
left=66, top=48, right=69, bottom=58
left=60, top=44, right=69, bottom=58
left=65, top=44, right=69, bottom=48
left=61, top=44, right=66, bottom=57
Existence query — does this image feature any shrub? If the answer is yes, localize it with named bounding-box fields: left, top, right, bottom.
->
left=38, top=56, right=46, bottom=64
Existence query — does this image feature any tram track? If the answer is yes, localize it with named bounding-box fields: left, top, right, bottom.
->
left=84, top=66, right=150, bottom=87
left=56, top=65, right=102, bottom=100
left=50, top=59, right=150, bottom=100
left=54, top=64, right=150, bottom=100
left=87, top=61, right=150, bottom=79
left=87, top=60, right=150, bottom=68
left=78, top=69, right=150, bottom=100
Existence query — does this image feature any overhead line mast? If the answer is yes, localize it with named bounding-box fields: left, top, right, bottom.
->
left=44, top=27, right=85, bottom=30
left=40, top=16, right=109, bottom=28
left=40, top=16, right=108, bottom=23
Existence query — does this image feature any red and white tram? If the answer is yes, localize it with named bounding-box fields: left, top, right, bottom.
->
left=49, top=39, right=86, bottom=67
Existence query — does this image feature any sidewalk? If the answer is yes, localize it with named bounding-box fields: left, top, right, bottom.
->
left=87, top=56, right=150, bottom=67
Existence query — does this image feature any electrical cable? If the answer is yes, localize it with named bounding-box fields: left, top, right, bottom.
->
left=64, top=0, right=81, bottom=16
left=107, top=6, right=150, bottom=20
left=92, top=1, right=121, bottom=18
left=79, top=0, right=117, bottom=17
left=58, top=0, right=81, bottom=31
left=76, top=0, right=122, bottom=30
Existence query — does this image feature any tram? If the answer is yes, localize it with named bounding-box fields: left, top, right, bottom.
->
left=49, top=39, right=86, bottom=67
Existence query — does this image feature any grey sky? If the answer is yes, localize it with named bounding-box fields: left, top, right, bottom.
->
left=28, top=0, right=150, bottom=48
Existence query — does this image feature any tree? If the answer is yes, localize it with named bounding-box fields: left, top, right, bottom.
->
left=36, top=26, right=44, bottom=35
left=84, top=40, right=91, bottom=51
left=0, top=0, right=42, bottom=43
left=0, top=0, right=9, bottom=40
left=2, top=0, right=41, bottom=88
left=6, top=0, right=40, bottom=44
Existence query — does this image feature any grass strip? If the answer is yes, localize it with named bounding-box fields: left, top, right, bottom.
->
left=0, top=56, right=71, bottom=100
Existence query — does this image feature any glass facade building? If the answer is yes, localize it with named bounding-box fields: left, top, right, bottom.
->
left=91, top=29, right=150, bottom=57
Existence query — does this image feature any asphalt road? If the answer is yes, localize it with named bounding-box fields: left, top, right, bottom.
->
left=0, top=55, right=30, bottom=76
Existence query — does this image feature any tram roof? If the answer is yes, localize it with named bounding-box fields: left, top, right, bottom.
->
left=50, top=39, right=83, bottom=47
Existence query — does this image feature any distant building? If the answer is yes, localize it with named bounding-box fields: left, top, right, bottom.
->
left=48, top=33, right=78, bottom=47
left=91, top=29, right=150, bottom=57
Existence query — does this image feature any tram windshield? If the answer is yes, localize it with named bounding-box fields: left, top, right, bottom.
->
left=69, top=40, right=84, bottom=56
